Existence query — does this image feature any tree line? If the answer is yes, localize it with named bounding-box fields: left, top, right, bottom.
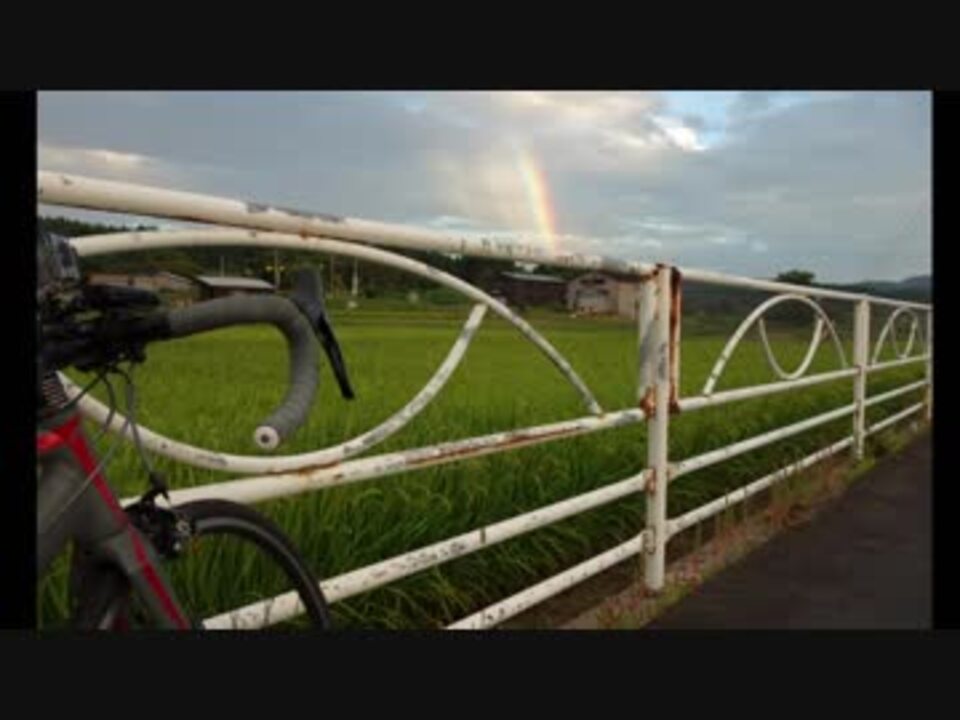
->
left=40, top=215, right=532, bottom=297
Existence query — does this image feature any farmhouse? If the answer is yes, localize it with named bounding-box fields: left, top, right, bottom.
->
left=491, top=271, right=566, bottom=309
left=194, top=275, right=276, bottom=300
left=566, top=272, right=641, bottom=319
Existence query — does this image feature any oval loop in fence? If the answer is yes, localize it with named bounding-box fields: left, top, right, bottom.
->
left=63, top=229, right=604, bottom=473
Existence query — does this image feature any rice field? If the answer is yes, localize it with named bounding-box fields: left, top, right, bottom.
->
left=38, top=303, right=928, bottom=629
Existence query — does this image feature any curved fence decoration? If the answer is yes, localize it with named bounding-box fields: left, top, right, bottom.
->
left=58, top=228, right=608, bottom=475
left=65, top=230, right=603, bottom=455
left=38, top=171, right=933, bottom=630
left=703, top=294, right=848, bottom=396
left=872, top=306, right=925, bottom=364
left=61, top=302, right=490, bottom=473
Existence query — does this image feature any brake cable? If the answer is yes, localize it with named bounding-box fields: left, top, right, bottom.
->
left=113, top=363, right=170, bottom=503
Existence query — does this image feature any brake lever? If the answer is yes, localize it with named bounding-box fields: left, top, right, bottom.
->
left=289, top=268, right=355, bottom=400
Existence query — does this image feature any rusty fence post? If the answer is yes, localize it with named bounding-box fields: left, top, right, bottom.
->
left=853, top=299, right=870, bottom=461
left=643, top=266, right=672, bottom=593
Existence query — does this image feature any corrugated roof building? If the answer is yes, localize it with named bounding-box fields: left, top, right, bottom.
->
left=491, top=271, right=566, bottom=310
left=194, top=275, right=276, bottom=299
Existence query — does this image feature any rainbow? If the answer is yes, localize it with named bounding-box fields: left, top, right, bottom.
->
left=515, top=147, right=559, bottom=251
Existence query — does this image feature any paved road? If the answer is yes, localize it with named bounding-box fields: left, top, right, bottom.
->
left=648, top=432, right=931, bottom=629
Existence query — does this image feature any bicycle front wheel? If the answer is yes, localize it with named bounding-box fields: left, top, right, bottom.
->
left=71, top=499, right=332, bottom=630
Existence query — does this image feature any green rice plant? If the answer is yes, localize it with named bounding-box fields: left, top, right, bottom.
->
left=38, top=306, right=927, bottom=629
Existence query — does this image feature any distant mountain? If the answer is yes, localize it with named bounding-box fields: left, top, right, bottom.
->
left=826, top=274, right=931, bottom=301
left=900, top=275, right=932, bottom=290
left=681, top=272, right=930, bottom=332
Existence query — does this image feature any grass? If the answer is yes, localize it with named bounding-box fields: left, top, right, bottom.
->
left=38, top=304, right=928, bottom=629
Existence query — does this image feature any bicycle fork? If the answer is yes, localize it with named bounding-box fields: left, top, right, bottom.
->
left=38, top=410, right=193, bottom=629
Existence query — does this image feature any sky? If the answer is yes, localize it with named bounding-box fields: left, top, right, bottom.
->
left=37, top=91, right=931, bottom=283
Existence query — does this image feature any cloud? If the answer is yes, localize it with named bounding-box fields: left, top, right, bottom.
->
left=649, top=115, right=706, bottom=152
left=40, top=143, right=160, bottom=179
left=708, top=236, right=742, bottom=246
left=38, top=91, right=930, bottom=282
left=424, top=214, right=485, bottom=230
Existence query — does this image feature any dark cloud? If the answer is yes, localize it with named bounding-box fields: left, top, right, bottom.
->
left=728, top=91, right=777, bottom=120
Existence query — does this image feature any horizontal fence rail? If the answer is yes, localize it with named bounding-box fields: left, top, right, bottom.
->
left=203, top=472, right=649, bottom=629
left=667, top=436, right=856, bottom=539
left=670, top=402, right=858, bottom=480
left=39, top=171, right=933, bottom=629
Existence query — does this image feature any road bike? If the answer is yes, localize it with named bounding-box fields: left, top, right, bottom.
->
left=37, top=227, right=354, bottom=629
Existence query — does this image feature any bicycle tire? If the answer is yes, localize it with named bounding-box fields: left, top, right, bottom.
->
left=70, top=499, right=332, bottom=630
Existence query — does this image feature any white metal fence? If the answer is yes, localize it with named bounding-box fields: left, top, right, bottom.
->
left=39, top=171, right=933, bottom=629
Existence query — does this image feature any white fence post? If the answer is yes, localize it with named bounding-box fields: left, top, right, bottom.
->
left=853, top=299, right=870, bottom=460
left=637, top=278, right=656, bottom=405
left=926, top=310, right=933, bottom=421
left=644, top=266, right=672, bottom=593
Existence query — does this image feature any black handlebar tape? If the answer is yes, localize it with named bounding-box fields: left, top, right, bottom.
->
left=165, top=295, right=319, bottom=450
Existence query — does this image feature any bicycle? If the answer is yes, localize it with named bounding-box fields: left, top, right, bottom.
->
left=36, top=227, right=355, bottom=629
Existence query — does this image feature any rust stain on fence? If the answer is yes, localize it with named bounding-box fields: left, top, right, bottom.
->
left=245, top=201, right=346, bottom=224
left=405, top=425, right=583, bottom=468
left=669, top=266, right=683, bottom=414
left=640, top=387, right=656, bottom=416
